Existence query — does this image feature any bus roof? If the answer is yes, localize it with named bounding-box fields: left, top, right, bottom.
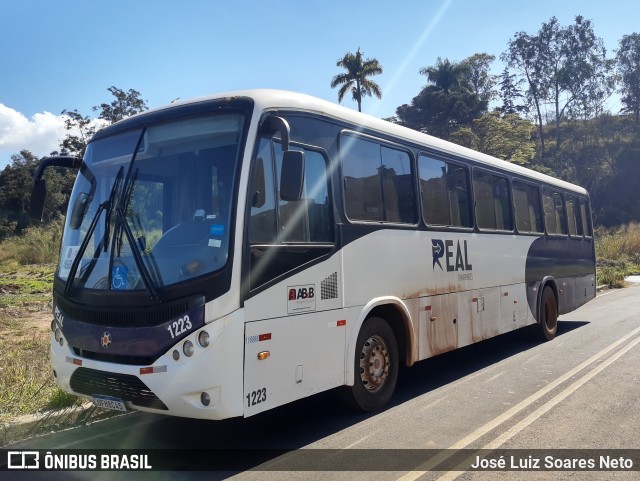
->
left=123, top=89, right=589, bottom=195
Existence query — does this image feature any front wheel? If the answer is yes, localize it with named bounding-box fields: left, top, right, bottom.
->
left=340, top=317, right=399, bottom=412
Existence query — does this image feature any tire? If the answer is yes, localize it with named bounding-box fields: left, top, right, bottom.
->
left=532, top=286, right=558, bottom=341
left=340, top=317, right=399, bottom=412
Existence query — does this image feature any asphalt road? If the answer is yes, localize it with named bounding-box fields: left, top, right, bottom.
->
left=5, top=285, right=640, bottom=481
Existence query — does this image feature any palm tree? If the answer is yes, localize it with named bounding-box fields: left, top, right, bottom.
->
left=419, top=57, right=468, bottom=93
left=331, top=48, right=383, bottom=112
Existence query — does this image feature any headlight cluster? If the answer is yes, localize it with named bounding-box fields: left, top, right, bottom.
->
left=51, top=319, right=63, bottom=346
left=172, top=330, right=210, bottom=361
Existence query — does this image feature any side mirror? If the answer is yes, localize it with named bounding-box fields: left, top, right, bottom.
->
left=30, top=179, right=47, bottom=221
left=30, top=155, right=82, bottom=221
left=69, top=192, right=90, bottom=229
left=280, top=150, right=305, bottom=201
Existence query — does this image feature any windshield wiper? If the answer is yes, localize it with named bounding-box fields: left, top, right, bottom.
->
left=103, top=166, right=124, bottom=252
left=113, top=205, right=160, bottom=301
left=63, top=201, right=107, bottom=297
left=62, top=166, right=125, bottom=297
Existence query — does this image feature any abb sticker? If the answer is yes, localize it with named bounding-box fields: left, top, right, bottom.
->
left=287, top=285, right=316, bottom=314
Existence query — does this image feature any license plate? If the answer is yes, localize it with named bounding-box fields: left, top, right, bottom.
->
left=92, top=395, right=128, bottom=412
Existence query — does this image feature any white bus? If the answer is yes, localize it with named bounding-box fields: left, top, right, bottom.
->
left=32, top=90, right=596, bottom=419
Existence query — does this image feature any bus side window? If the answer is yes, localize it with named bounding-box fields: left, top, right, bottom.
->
left=342, top=133, right=416, bottom=224
left=248, top=139, right=278, bottom=244
left=418, top=155, right=472, bottom=228
left=566, top=194, right=581, bottom=236
left=580, top=197, right=593, bottom=237
left=473, top=170, right=513, bottom=231
left=513, top=181, right=543, bottom=234
left=248, top=137, right=334, bottom=290
left=543, top=188, right=567, bottom=235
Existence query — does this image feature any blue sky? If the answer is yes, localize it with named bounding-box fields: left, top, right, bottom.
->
left=1, top=0, right=638, bottom=169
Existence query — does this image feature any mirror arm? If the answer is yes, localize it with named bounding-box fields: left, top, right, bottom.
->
left=33, top=156, right=82, bottom=183
left=260, top=115, right=291, bottom=151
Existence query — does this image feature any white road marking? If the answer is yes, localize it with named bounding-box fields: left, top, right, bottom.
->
left=395, top=325, right=640, bottom=481
left=485, top=371, right=505, bottom=383
left=436, top=334, right=640, bottom=481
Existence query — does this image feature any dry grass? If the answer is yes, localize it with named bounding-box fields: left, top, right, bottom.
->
left=0, top=224, right=80, bottom=421
left=595, top=222, right=640, bottom=287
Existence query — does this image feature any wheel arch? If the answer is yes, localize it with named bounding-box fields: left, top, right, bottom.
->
left=537, top=276, right=559, bottom=322
left=345, top=297, right=415, bottom=386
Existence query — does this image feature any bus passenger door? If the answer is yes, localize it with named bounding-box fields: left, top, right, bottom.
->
left=243, top=134, right=341, bottom=416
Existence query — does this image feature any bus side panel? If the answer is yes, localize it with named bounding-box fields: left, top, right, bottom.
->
left=525, top=237, right=596, bottom=316
left=499, top=284, right=530, bottom=332
left=243, top=254, right=344, bottom=416
left=243, top=311, right=346, bottom=417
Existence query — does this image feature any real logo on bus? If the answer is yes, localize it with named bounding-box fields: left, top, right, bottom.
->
left=432, top=239, right=473, bottom=274
left=287, top=284, right=316, bottom=315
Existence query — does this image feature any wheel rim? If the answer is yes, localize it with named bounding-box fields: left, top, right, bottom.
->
left=359, top=335, right=390, bottom=393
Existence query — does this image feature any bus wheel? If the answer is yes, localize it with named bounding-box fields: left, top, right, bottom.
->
left=533, top=286, right=558, bottom=341
left=341, top=317, right=399, bottom=412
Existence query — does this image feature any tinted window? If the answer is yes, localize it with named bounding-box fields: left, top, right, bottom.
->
left=512, top=181, right=543, bottom=234
left=473, top=170, right=513, bottom=231
left=342, top=134, right=415, bottom=223
left=580, top=197, right=593, bottom=237
left=542, top=188, right=567, bottom=235
left=418, top=155, right=472, bottom=227
left=249, top=139, right=333, bottom=244
left=565, top=194, right=581, bottom=236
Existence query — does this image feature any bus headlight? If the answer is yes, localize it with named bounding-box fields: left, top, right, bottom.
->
left=183, top=340, right=195, bottom=357
left=54, top=328, right=62, bottom=344
left=198, top=331, right=210, bottom=348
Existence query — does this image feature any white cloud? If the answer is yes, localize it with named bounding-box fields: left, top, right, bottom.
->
left=0, top=104, right=67, bottom=169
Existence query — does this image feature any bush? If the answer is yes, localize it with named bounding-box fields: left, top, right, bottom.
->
left=0, top=217, right=63, bottom=265
left=595, top=222, right=640, bottom=287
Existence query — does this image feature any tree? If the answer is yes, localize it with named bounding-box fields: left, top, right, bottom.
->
left=498, top=67, right=527, bottom=115
left=59, top=109, right=97, bottom=158
left=93, top=86, right=148, bottom=124
left=616, top=33, right=640, bottom=125
left=502, top=16, right=613, bottom=158
left=59, top=86, right=148, bottom=157
left=331, top=48, right=383, bottom=112
left=449, top=112, right=536, bottom=165
left=395, top=56, right=490, bottom=139
left=460, top=53, right=498, bottom=103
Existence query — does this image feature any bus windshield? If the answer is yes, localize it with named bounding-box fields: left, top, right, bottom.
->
left=58, top=113, right=244, bottom=293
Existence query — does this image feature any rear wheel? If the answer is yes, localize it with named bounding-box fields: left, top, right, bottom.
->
left=532, top=286, right=558, bottom=341
left=341, top=317, right=399, bottom=412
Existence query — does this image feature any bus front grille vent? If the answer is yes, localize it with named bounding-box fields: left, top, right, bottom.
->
left=69, top=367, right=168, bottom=410
left=54, top=293, right=204, bottom=328
left=321, top=272, right=338, bottom=300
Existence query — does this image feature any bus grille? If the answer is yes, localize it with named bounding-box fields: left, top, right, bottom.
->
left=70, top=367, right=168, bottom=410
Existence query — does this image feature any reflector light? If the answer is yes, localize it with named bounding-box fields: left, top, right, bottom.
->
left=258, top=333, right=272, bottom=342
left=337, top=320, right=346, bottom=326
left=140, top=365, right=167, bottom=375
left=65, top=356, right=82, bottom=366
left=257, top=351, right=270, bottom=360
